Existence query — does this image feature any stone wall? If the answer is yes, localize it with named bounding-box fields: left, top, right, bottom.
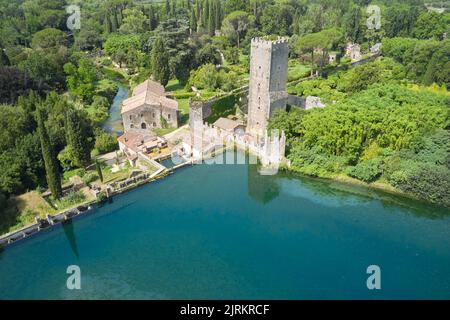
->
left=123, top=105, right=178, bottom=131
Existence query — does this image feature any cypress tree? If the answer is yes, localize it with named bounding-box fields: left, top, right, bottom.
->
left=203, top=0, right=209, bottom=28
left=36, top=108, right=62, bottom=199
left=214, top=0, right=221, bottom=31
left=65, top=108, right=92, bottom=168
left=171, top=0, right=177, bottom=17
left=148, top=5, right=157, bottom=30
left=166, top=0, right=171, bottom=17
left=190, top=7, right=197, bottom=33
left=111, top=13, right=118, bottom=32
left=208, top=0, right=215, bottom=36
left=104, top=14, right=112, bottom=34
left=96, top=159, right=104, bottom=183
left=151, top=37, right=170, bottom=86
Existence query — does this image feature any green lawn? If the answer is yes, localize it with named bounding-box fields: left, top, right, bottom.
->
left=287, top=60, right=310, bottom=82
left=153, top=127, right=178, bottom=136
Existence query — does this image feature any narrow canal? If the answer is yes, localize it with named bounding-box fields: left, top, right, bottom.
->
left=102, top=84, right=128, bottom=136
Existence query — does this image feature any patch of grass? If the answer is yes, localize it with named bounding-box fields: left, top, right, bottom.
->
left=154, top=127, right=177, bottom=136
left=175, top=97, right=190, bottom=115
left=206, top=94, right=241, bottom=123
left=0, top=191, right=57, bottom=235
left=63, top=168, right=86, bottom=183
left=48, top=191, right=87, bottom=211
left=166, top=79, right=187, bottom=92
left=138, top=160, right=158, bottom=173
left=101, top=66, right=127, bottom=83
left=102, top=162, right=132, bottom=183
left=288, top=60, right=310, bottom=82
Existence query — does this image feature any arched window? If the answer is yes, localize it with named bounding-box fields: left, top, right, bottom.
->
left=153, top=122, right=156, bottom=127
left=168, top=114, right=171, bottom=120
left=141, top=123, right=147, bottom=129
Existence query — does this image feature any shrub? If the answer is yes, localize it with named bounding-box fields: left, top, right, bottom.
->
left=346, top=158, right=383, bottom=183
left=96, top=191, right=107, bottom=204
left=82, top=172, right=99, bottom=186
left=94, top=131, right=118, bottom=154
left=96, top=79, right=118, bottom=103
left=0, top=192, right=6, bottom=213
left=388, top=163, right=450, bottom=207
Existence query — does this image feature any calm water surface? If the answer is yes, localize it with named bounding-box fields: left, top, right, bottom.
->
left=0, top=155, right=449, bottom=299
left=102, top=84, right=128, bottom=136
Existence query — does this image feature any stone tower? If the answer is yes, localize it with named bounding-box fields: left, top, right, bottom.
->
left=247, top=37, right=289, bottom=137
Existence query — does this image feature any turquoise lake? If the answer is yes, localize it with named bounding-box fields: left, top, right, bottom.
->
left=0, top=155, right=449, bottom=299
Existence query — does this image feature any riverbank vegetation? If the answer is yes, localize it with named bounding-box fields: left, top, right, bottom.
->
left=270, top=58, right=450, bottom=207
left=0, top=0, right=449, bottom=234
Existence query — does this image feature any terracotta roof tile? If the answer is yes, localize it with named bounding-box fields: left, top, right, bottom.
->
left=121, top=79, right=178, bottom=114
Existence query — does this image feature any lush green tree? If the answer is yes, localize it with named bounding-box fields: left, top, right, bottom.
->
left=221, top=11, right=251, bottom=48
left=196, top=43, right=221, bottom=65
left=342, top=5, right=363, bottom=43
left=224, top=0, right=250, bottom=14
left=31, top=28, right=67, bottom=53
left=19, top=43, right=67, bottom=88
left=0, top=104, right=27, bottom=152
left=151, top=36, right=170, bottom=86
left=187, top=63, right=238, bottom=91
left=119, top=8, right=146, bottom=34
left=64, top=58, right=99, bottom=103
left=423, top=41, right=450, bottom=87
left=384, top=4, right=420, bottom=38
left=94, top=130, right=118, bottom=154
left=413, top=11, right=447, bottom=40
left=0, top=66, right=42, bottom=104
left=149, top=18, right=195, bottom=81
left=22, top=0, right=66, bottom=34
left=382, top=38, right=449, bottom=86
left=260, top=4, right=294, bottom=36
left=36, top=107, right=62, bottom=199
left=74, top=22, right=104, bottom=50
left=104, top=34, right=142, bottom=67
left=296, top=28, right=342, bottom=76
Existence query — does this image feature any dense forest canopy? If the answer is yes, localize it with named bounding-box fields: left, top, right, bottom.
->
left=0, top=0, right=449, bottom=216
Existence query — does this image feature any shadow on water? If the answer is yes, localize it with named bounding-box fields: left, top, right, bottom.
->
left=62, top=219, right=79, bottom=259
left=225, top=146, right=450, bottom=219
left=247, top=163, right=280, bottom=204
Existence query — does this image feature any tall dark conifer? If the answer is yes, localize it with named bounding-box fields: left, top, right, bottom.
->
left=190, top=7, right=197, bottom=33
left=65, top=108, right=92, bottom=168
left=151, top=37, right=170, bottom=86
left=208, top=0, right=215, bottom=36
left=36, top=108, right=62, bottom=199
